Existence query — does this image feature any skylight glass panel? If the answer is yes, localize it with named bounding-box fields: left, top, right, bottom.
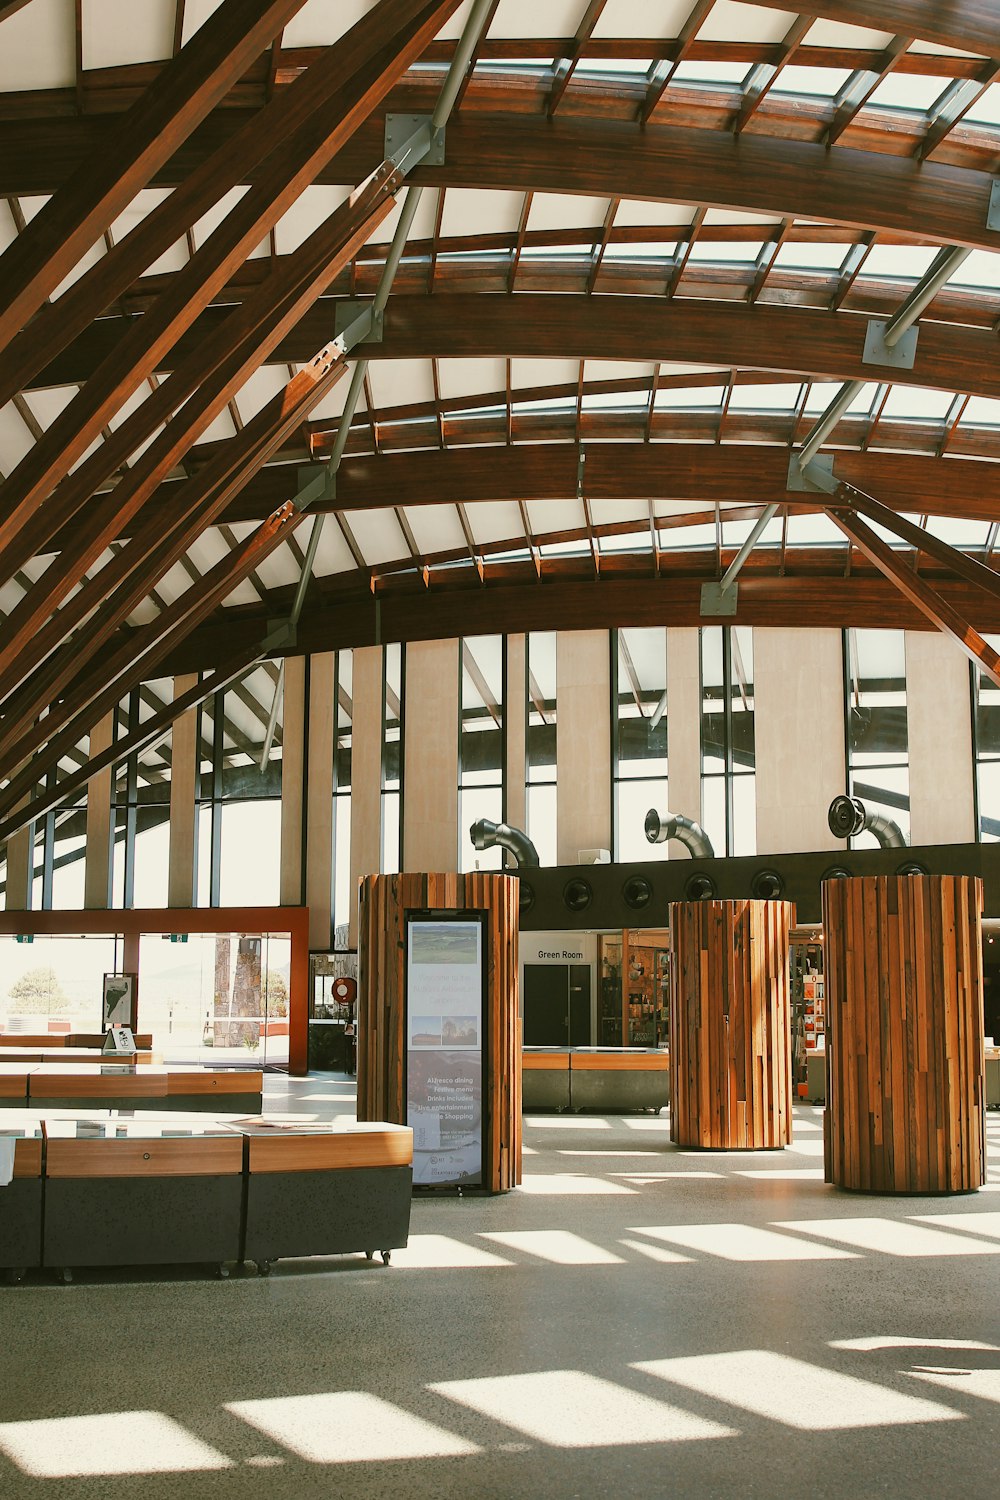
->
left=773, top=67, right=853, bottom=99
left=671, top=63, right=750, bottom=87
left=654, top=384, right=725, bottom=410
left=924, top=517, right=992, bottom=547
left=661, top=523, right=716, bottom=549
left=961, top=397, right=1000, bottom=427
left=784, top=513, right=850, bottom=546
left=599, top=530, right=647, bottom=553
left=514, top=395, right=577, bottom=414
left=965, top=84, right=1000, bottom=127
left=772, top=241, right=850, bottom=272
left=687, top=241, right=766, bottom=263
left=803, top=381, right=878, bottom=415
left=865, top=74, right=950, bottom=112
left=575, top=59, right=655, bottom=78
left=858, top=245, right=941, bottom=279
left=605, top=240, right=677, bottom=261
left=723, top=514, right=783, bottom=547
left=879, top=386, right=953, bottom=420
left=581, top=390, right=648, bottom=410
left=728, top=383, right=804, bottom=411
left=951, top=250, right=1000, bottom=289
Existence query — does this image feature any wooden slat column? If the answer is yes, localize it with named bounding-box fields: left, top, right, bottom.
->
left=357, top=873, right=521, bottom=1193
left=669, top=900, right=794, bottom=1149
left=823, top=875, right=986, bottom=1194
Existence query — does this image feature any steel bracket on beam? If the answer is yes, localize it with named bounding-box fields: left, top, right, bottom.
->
left=385, top=114, right=445, bottom=168
left=989, top=180, right=1000, bottom=232
left=862, top=318, right=918, bottom=370
left=334, top=300, right=383, bottom=344
left=297, top=464, right=334, bottom=508
left=787, top=453, right=835, bottom=493
left=700, top=581, right=738, bottom=618
left=265, top=618, right=296, bottom=649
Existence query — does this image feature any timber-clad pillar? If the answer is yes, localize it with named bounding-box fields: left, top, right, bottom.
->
left=823, top=875, right=985, bottom=1194
left=357, top=873, right=521, bottom=1194
left=669, top=900, right=794, bottom=1149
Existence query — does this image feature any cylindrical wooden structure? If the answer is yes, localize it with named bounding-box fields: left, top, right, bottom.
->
left=823, top=875, right=986, bottom=1194
left=357, top=872, right=521, bottom=1193
left=669, top=900, right=794, bottom=1149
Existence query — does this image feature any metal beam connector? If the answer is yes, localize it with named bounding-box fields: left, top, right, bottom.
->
left=384, top=114, right=445, bottom=170
left=989, top=180, right=1000, bottom=232
left=862, top=319, right=918, bottom=370
left=335, top=301, right=382, bottom=345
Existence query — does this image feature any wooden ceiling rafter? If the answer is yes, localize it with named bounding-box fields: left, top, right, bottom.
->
left=0, top=0, right=311, bottom=349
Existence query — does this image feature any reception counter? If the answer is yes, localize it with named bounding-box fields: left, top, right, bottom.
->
left=522, top=1048, right=669, bottom=1113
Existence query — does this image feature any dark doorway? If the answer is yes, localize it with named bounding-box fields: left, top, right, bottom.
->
left=523, top=964, right=592, bottom=1046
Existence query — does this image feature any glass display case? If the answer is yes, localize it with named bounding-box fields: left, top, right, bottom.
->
left=598, top=930, right=670, bottom=1048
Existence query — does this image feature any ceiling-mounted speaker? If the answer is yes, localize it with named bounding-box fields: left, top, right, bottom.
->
left=563, top=877, right=593, bottom=913
left=822, top=865, right=852, bottom=882
left=896, top=861, right=928, bottom=877
left=622, top=876, right=653, bottom=911
left=518, top=880, right=535, bottom=914
left=751, top=869, right=784, bottom=900
left=684, top=872, right=717, bottom=901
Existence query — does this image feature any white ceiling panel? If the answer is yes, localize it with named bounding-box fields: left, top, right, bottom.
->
left=439, top=189, right=524, bottom=238
left=0, top=401, right=36, bottom=476
left=511, top=358, right=580, bottom=389
left=312, top=519, right=357, bottom=576
left=614, top=199, right=696, bottom=228
left=273, top=185, right=352, bottom=256
left=0, top=0, right=75, bottom=92
left=528, top=193, right=612, bottom=232
left=525, top=498, right=587, bottom=534
left=235, top=366, right=290, bottom=421
left=111, top=190, right=189, bottom=277
left=254, top=541, right=302, bottom=591
left=282, top=0, right=375, bottom=49
left=589, top=498, right=649, bottom=527
left=697, top=3, right=798, bottom=45
left=180, top=0, right=224, bottom=45
left=437, top=358, right=507, bottom=399
left=465, top=501, right=525, bottom=545
left=368, top=359, right=436, bottom=410
left=344, top=509, right=410, bottom=566
left=806, top=21, right=896, bottom=50
left=402, top=503, right=467, bottom=556
left=221, top=576, right=263, bottom=607
left=192, top=187, right=268, bottom=258
left=584, top=360, right=656, bottom=384
left=491, top=1, right=588, bottom=39
left=83, top=0, right=174, bottom=69
left=594, top=0, right=694, bottom=40
left=367, top=190, right=440, bottom=246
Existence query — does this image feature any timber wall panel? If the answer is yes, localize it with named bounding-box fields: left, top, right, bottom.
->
left=357, top=872, right=521, bottom=1193
left=669, top=899, right=794, bottom=1149
left=823, top=875, right=986, bottom=1193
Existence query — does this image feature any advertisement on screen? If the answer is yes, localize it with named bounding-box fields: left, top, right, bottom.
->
left=406, top=916, right=484, bottom=1187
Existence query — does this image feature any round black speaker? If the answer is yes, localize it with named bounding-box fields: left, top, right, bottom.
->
left=896, top=861, right=928, bottom=877
left=518, top=879, right=535, bottom=914
left=751, top=869, right=784, bottom=900
left=622, top=876, right=652, bottom=911
left=563, top=877, right=593, bottom=912
left=822, top=865, right=852, bottom=882
left=828, top=794, right=866, bottom=839
left=684, top=872, right=717, bottom=901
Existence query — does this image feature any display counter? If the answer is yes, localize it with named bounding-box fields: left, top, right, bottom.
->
left=805, top=1050, right=826, bottom=1105
left=0, top=1048, right=156, bottom=1065
left=0, top=1064, right=263, bottom=1114
left=0, top=1033, right=153, bottom=1049
left=522, top=1047, right=669, bottom=1113
left=0, top=1114, right=413, bottom=1281
left=987, top=1050, right=1000, bottom=1107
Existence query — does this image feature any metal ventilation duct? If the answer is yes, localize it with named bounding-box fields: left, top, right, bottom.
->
left=828, top=794, right=906, bottom=849
left=469, top=817, right=540, bottom=868
left=644, top=809, right=715, bottom=859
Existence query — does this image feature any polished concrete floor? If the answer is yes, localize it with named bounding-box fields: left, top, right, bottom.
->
left=1, top=1080, right=999, bottom=1500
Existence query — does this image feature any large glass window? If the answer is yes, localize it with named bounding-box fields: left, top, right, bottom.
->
left=614, top=627, right=668, bottom=862
left=333, top=649, right=354, bottom=944
left=700, top=626, right=756, bottom=856
left=381, top=643, right=403, bottom=874
left=972, top=638, right=1000, bottom=841
left=459, top=636, right=505, bottom=872
left=526, top=632, right=557, bottom=866
left=197, top=670, right=283, bottom=907
left=844, top=629, right=909, bottom=845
